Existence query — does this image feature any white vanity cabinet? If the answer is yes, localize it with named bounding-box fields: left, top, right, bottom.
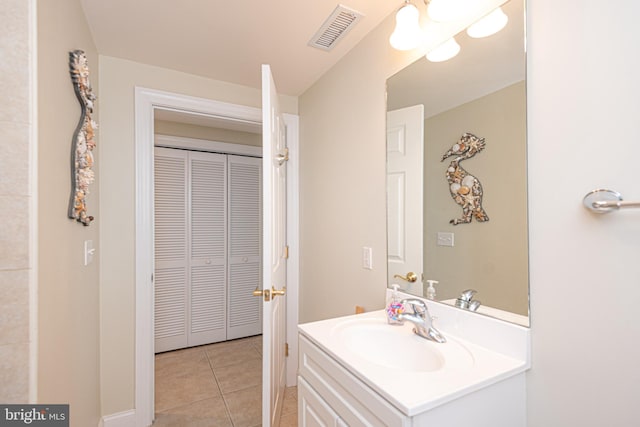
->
left=298, top=299, right=530, bottom=427
left=298, top=378, right=347, bottom=427
left=298, top=335, right=409, bottom=427
left=299, top=334, right=527, bottom=427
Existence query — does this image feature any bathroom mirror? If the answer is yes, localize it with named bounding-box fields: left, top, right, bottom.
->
left=386, top=0, right=529, bottom=326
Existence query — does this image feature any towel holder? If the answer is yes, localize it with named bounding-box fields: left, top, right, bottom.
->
left=583, top=189, right=640, bottom=213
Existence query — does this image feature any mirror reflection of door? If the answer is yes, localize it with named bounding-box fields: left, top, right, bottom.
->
left=386, top=104, right=424, bottom=296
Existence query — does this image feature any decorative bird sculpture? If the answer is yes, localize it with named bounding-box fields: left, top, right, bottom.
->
left=441, top=132, right=489, bottom=225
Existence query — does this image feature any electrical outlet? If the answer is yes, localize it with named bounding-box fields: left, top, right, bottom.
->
left=437, top=232, right=454, bottom=247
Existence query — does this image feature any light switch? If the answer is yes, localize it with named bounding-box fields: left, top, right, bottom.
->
left=362, top=247, right=373, bottom=270
left=84, top=240, right=96, bottom=266
left=437, top=232, right=454, bottom=247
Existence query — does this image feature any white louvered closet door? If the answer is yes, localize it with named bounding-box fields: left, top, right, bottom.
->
left=154, top=148, right=228, bottom=352
left=189, top=151, right=228, bottom=347
left=154, top=147, right=262, bottom=353
left=154, top=147, right=189, bottom=353
left=227, top=155, right=263, bottom=339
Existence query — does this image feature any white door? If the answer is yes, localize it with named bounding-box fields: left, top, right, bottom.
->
left=386, top=105, right=424, bottom=295
left=227, top=155, right=263, bottom=340
left=189, top=151, right=228, bottom=347
left=154, top=148, right=228, bottom=353
left=154, top=148, right=189, bottom=352
left=261, top=64, right=288, bottom=426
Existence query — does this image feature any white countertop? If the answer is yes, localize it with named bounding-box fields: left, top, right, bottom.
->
left=440, top=299, right=529, bottom=327
left=299, top=297, right=530, bottom=417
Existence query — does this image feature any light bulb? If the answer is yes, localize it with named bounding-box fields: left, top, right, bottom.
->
left=466, top=7, right=508, bottom=38
left=426, top=37, right=461, bottom=62
left=389, top=3, right=423, bottom=51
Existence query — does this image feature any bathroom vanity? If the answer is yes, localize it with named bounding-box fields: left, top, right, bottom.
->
left=297, top=291, right=530, bottom=426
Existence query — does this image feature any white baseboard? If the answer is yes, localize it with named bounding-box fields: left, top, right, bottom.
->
left=100, top=410, right=136, bottom=427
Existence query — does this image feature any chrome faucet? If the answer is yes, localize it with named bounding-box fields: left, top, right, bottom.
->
left=398, top=299, right=446, bottom=343
left=455, top=289, right=481, bottom=312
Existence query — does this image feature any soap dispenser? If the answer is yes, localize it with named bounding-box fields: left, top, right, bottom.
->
left=426, top=280, right=439, bottom=300
left=386, top=284, right=405, bottom=325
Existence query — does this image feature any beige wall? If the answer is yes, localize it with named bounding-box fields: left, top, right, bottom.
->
left=98, top=56, right=297, bottom=415
left=155, top=120, right=261, bottom=146
left=424, top=81, right=528, bottom=315
left=0, top=0, right=36, bottom=404
left=298, top=10, right=426, bottom=323
left=36, top=0, right=101, bottom=425
left=300, top=0, right=640, bottom=424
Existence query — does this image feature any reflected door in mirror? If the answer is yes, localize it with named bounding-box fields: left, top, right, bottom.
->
left=387, top=105, right=424, bottom=295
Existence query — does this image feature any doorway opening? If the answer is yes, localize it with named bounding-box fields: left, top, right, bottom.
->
left=134, top=87, right=299, bottom=426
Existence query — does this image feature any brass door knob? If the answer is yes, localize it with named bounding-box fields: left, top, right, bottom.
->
left=271, top=286, right=286, bottom=297
left=252, top=287, right=271, bottom=301
left=394, top=272, right=418, bottom=283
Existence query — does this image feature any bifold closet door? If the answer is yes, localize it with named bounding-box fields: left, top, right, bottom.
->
left=154, top=147, right=227, bottom=353
left=189, top=151, right=228, bottom=347
left=154, top=148, right=188, bottom=353
left=154, top=148, right=263, bottom=353
left=227, top=155, right=263, bottom=339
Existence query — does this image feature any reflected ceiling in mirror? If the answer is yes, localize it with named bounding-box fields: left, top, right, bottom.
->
left=386, top=0, right=529, bottom=326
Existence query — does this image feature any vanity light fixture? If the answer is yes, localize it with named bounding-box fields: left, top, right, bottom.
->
left=389, top=0, right=509, bottom=61
left=389, top=1, right=423, bottom=51
left=466, top=7, right=508, bottom=38
left=426, top=37, right=461, bottom=62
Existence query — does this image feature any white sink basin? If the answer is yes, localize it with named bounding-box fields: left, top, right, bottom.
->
left=299, top=310, right=529, bottom=416
left=299, top=304, right=530, bottom=416
left=331, top=317, right=474, bottom=373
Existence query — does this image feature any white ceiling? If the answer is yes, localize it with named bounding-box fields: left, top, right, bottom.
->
left=80, top=0, right=400, bottom=96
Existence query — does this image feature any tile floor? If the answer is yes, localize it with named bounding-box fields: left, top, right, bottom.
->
left=154, top=335, right=298, bottom=426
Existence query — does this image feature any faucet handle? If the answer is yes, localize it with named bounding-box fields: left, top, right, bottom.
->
left=400, top=298, right=426, bottom=307
left=468, top=300, right=481, bottom=312
left=458, top=289, right=477, bottom=302
left=400, top=298, right=428, bottom=315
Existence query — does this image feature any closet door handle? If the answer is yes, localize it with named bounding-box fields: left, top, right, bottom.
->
left=252, top=286, right=271, bottom=302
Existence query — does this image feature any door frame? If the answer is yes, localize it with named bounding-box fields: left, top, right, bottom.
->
left=134, top=87, right=299, bottom=426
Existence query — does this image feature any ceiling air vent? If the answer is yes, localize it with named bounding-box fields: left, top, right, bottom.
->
left=308, top=4, right=364, bottom=51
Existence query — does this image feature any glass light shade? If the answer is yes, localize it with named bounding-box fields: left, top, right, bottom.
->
left=466, top=7, right=508, bottom=38
left=389, top=3, right=423, bottom=51
left=426, top=37, right=461, bottom=62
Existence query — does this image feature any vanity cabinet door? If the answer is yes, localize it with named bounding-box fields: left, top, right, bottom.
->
left=299, top=335, right=409, bottom=427
left=299, top=377, right=344, bottom=427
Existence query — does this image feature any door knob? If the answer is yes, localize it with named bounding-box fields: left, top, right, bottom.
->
left=252, top=286, right=271, bottom=301
left=394, top=272, right=418, bottom=283
left=271, top=286, right=286, bottom=297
